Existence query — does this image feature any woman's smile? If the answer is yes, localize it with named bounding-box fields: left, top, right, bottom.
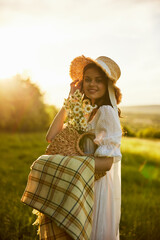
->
left=87, top=88, right=98, bottom=94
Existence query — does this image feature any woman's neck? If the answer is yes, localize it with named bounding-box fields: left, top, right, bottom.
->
left=91, top=99, right=95, bottom=106
left=87, top=108, right=98, bottom=123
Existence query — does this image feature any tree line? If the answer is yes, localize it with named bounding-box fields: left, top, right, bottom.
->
left=122, top=126, right=160, bottom=139
left=0, top=75, right=58, bottom=132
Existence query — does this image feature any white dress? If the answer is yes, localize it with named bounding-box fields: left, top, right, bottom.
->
left=85, top=105, right=122, bottom=240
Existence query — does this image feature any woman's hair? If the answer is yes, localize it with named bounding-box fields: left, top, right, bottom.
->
left=82, top=63, right=122, bottom=117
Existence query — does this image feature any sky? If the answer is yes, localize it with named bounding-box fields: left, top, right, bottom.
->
left=0, top=0, right=160, bottom=107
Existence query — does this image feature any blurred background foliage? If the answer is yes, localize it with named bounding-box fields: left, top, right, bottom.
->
left=0, top=75, right=58, bottom=132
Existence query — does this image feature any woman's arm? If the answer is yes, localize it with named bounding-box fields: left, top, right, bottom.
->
left=46, top=107, right=66, bottom=142
left=95, top=157, right=113, bottom=172
left=46, top=80, right=82, bottom=143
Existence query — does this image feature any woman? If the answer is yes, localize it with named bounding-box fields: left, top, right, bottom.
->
left=41, top=55, right=122, bottom=240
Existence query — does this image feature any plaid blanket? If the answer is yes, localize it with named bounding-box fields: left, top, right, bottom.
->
left=21, top=154, right=95, bottom=240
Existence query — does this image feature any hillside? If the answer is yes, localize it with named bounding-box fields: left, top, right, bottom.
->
left=119, top=105, right=160, bottom=133
left=120, top=105, right=160, bottom=115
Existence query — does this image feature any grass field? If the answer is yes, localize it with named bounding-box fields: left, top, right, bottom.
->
left=0, top=132, right=160, bottom=240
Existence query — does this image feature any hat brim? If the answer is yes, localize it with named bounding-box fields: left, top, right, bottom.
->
left=69, top=55, right=116, bottom=83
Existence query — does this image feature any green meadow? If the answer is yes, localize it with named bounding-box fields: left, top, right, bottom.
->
left=0, top=132, right=160, bottom=240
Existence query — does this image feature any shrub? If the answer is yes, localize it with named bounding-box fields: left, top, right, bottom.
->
left=122, top=126, right=136, bottom=137
left=137, top=127, right=160, bottom=139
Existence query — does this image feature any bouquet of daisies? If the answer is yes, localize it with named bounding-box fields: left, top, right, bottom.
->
left=63, top=90, right=97, bottom=132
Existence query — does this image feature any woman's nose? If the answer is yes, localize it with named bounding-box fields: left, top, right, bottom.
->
left=89, top=80, right=96, bottom=86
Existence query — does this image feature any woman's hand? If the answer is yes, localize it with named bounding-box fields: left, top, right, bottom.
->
left=69, top=80, right=82, bottom=96
left=94, top=157, right=113, bottom=172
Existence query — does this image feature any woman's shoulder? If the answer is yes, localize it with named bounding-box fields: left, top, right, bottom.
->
left=96, top=105, right=120, bottom=126
left=99, top=104, right=114, bottom=111
left=97, top=105, right=115, bottom=116
left=94, top=105, right=122, bottom=136
left=88, top=105, right=116, bottom=126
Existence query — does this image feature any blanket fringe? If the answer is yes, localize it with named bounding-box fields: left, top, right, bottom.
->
left=32, top=209, right=42, bottom=235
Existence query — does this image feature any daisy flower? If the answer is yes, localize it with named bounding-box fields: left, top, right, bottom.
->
left=68, top=112, right=74, bottom=120
left=83, top=99, right=91, bottom=106
left=80, top=118, right=87, bottom=130
left=92, top=104, right=97, bottom=109
left=74, top=89, right=82, bottom=99
left=81, top=123, right=87, bottom=130
left=73, top=105, right=81, bottom=114
left=63, top=98, right=69, bottom=109
left=74, top=112, right=81, bottom=119
left=74, top=102, right=81, bottom=107
left=84, top=104, right=93, bottom=113
left=73, top=121, right=80, bottom=130
left=80, top=117, right=87, bottom=125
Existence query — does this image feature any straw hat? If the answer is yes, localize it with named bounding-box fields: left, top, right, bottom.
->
left=69, top=55, right=121, bottom=114
left=69, top=55, right=121, bottom=83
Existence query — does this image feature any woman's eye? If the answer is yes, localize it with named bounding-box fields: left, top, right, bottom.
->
left=96, top=78, right=103, bottom=83
left=84, top=78, right=91, bottom=82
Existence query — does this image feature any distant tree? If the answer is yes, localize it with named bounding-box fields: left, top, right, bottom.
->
left=122, top=125, right=136, bottom=137
left=0, top=74, right=58, bottom=132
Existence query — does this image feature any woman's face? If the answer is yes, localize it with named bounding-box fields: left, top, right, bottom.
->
left=83, top=67, right=107, bottom=105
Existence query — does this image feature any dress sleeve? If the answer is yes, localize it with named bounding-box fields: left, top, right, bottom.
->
left=94, top=105, right=122, bottom=163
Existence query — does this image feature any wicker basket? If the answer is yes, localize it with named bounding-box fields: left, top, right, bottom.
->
left=45, top=127, right=106, bottom=181
left=45, top=127, right=81, bottom=156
